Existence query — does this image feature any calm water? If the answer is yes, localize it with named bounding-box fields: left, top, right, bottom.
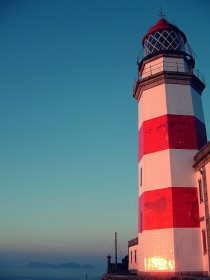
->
left=0, top=267, right=105, bottom=280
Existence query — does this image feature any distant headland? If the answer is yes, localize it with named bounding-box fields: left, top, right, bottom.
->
left=28, top=262, right=94, bottom=269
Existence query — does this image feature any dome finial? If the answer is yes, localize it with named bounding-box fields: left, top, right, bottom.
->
left=158, top=7, right=166, bottom=19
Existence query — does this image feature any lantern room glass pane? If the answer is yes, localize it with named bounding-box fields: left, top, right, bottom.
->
left=144, top=30, right=185, bottom=57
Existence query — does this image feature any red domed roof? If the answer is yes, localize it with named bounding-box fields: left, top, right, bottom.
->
left=142, top=18, right=186, bottom=46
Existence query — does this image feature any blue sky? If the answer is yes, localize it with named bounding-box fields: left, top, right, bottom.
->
left=0, top=0, right=210, bottom=269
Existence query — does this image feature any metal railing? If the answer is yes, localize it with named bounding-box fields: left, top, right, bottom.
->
left=141, top=60, right=204, bottom=82
left=133, top=60, right=205, bottom=94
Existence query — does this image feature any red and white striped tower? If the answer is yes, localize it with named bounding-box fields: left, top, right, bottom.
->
left=133, top=18, right=207, bottom=275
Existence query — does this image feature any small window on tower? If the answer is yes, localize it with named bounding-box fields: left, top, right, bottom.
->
left=202, top=229, right=207, bottom=255
left=134, top=250, right=137, bottom=263
left=199, top=179, right=203, bottom=203
left=140, top=212, right=143, bottom=233
left=130, top=251, right=132, bottom=264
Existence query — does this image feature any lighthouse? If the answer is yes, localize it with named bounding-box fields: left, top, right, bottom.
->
left=129, top=17, right=208, bottom=276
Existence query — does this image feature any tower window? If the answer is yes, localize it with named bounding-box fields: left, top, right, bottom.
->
left=134, top=250, right=137, bottom=263
left=140, top=212, right=143, bottom=233
left=130, top=251, right=132, bottom=264
left=202, top=229, right=207, bottom=255
left=198, top=179, right=203, bottom=203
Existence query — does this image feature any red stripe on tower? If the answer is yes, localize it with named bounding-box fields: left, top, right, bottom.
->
left=138, top=187, right=200, bottom=232
left=138, top=115, right=207, bottom=161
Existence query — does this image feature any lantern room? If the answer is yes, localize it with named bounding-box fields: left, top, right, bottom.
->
left=138, top=18, right=195, bottom=69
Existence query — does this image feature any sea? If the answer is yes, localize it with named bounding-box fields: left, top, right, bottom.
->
left=0, top=267, right=105, bottom=280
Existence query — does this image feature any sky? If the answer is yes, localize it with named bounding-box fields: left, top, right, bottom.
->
left=0, top=0, right=210, bottom=270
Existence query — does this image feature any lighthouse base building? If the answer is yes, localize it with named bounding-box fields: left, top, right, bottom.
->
left=128, top=17, right=210, bottom=277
